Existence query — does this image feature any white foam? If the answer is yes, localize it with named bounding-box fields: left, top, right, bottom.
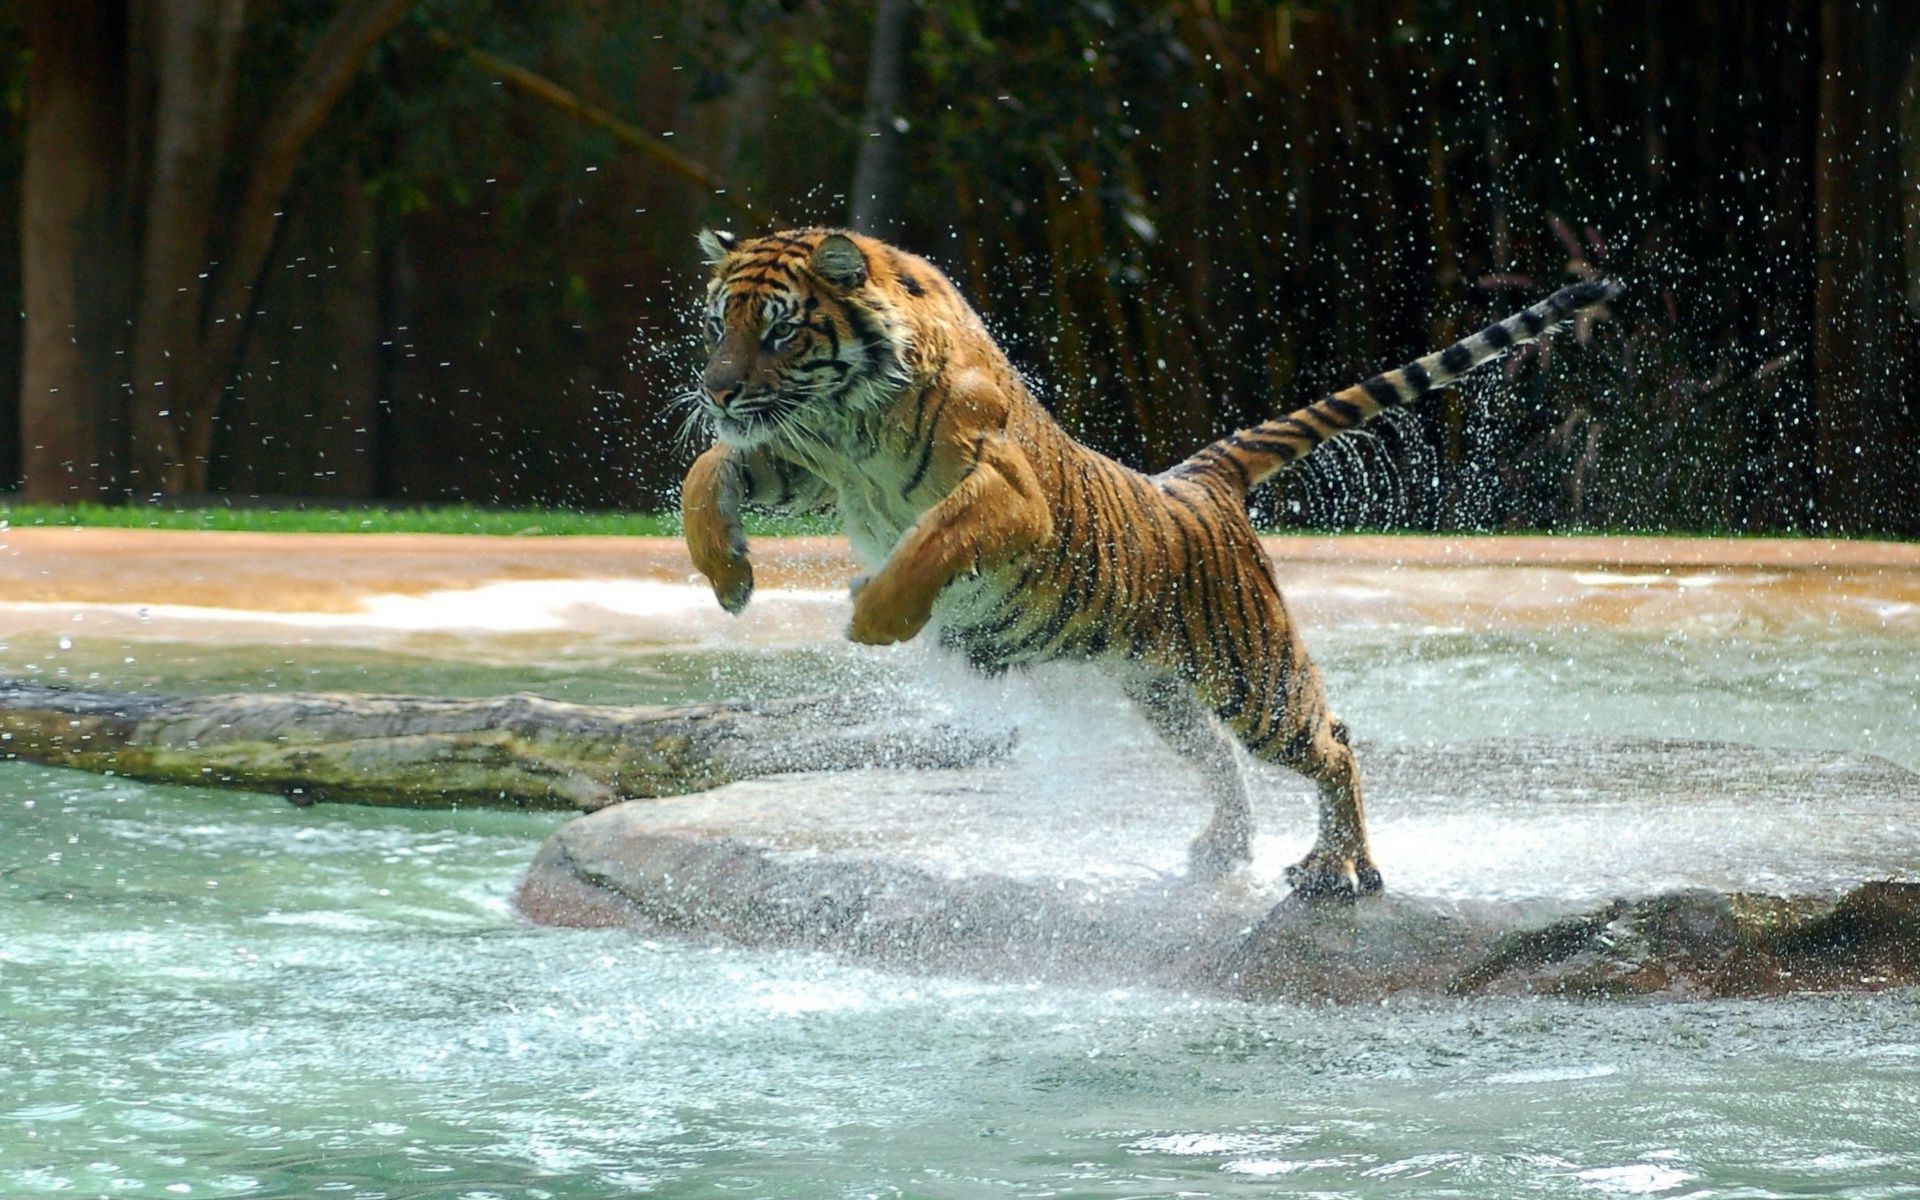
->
left=0, top=578, right=838, bottom=634
left=1487, top=1063, right=1619, bottom=1085
left=1574, top=1163, right=1695, bottom=1195
left=1133, top=1131, right=1307, bottom=1158
left=1571, top=571, right=1777, bottom=589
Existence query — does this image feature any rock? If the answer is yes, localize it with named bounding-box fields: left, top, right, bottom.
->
left=516, top=737, right=1920, bottom=1001
left=518, top=804, right=1243, bottom=987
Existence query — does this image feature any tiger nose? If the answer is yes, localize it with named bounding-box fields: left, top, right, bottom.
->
left=704, top=361, right=744, bottom=409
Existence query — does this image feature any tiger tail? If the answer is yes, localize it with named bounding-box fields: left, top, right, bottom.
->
left=1167, top=279, right=1620, bottom=493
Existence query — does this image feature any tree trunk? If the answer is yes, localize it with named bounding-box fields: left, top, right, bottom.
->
left=1812, top=0, right=1914, bottom=534
left=1902, top=45, right=1920, bottom=317
left=118, top=0, right=419, bottom=496
left=20, top=0, right=133, bottom=501
left=126, top=0, right=246, bottom=497
left=848, top=0, right=912, bottom=238
left=19, top=0, right=418, bottom=503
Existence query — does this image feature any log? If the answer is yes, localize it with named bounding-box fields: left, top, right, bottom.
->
left=0, top=680, right=1008, bottom=809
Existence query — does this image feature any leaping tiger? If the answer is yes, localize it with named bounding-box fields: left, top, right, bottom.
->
left=682, top=227, right=1616, bottom=899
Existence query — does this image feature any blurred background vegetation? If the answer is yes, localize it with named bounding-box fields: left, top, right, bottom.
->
left=3, top=0, right=1917, bottom=534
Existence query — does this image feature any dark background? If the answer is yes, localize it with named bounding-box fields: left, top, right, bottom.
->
left=6, top=0, right=1918, bottom=534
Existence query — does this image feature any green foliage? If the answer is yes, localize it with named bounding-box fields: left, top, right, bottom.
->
left=1, top=0, right=1914, bottom=530
left=777, top=37, right=835, bottom=98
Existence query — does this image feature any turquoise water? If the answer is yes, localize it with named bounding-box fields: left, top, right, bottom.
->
left=4, top=571, right=1920, bottom=1197
left=1330, top=623, right=1920, bottom=772
left=6, top=763, right=1920, bottom=1199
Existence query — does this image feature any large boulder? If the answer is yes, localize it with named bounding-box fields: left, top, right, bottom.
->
left=516, top=737, right=1920, bottom=1001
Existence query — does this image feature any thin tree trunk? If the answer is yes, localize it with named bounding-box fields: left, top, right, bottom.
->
left=435, top=31, right=756, bottom=217
left=126, top=0, right=246, bottom=498
left=849, top=0, right=912, bottom=237
left=20, top=0, right=133, bottom=501
left=1902, top=46, right=1920, bottom=317
left=1812, top=0, right=1890, bottom=533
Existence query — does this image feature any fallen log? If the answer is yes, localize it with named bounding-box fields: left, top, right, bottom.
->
left=0, top=680, right=1007, bottom=809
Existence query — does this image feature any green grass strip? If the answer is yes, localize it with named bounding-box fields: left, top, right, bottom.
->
left=0, top=501, right=836, bottom=538
left=1, top=500, right=1904, bottom=542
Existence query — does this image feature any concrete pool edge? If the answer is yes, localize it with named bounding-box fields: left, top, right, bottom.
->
left=4, top=527, right=1918, bottom=611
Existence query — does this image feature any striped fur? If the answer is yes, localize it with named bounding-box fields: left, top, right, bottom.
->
left=682, top=228, right=1617, bottom=899
left=1171, top=279, right=1620, bottom=492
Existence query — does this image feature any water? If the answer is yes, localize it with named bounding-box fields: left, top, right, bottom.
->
left=4, top=561, right=1920, bottom=1196
left=8, top=764, right=1920, bottom=1198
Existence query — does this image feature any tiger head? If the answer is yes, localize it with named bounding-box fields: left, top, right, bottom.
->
left=694, top=228, right=911, bottom=449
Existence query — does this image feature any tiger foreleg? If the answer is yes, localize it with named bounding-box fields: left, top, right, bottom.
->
left=683, top=443, right=832, bottom=615
left=849, top=434, right=1053, bottom=645
left=683, top=443, right=753, bottom=614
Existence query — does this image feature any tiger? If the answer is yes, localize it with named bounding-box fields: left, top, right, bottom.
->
left=681, top=226, right=1616, bottom=899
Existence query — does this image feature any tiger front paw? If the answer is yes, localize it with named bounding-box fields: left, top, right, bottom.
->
left=682, top=444, right=754, bottom=615
left=685, top=510, right=754, bottom=614
left=847, top=572, right=935, bottom=645
left=703, top=552, right=754, bottom=615
left=1284, top=847, right=1384, bottom=902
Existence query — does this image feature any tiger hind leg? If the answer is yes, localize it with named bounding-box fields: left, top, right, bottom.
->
left=1125, top=672, right=1254, bottom=880
left=1283, top=719, right=1382, bottom=899
left=1226, top=694, right=1382, bottom=900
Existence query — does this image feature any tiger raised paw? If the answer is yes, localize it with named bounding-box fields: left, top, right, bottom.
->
left=681, top=226, right=1615, bottom=901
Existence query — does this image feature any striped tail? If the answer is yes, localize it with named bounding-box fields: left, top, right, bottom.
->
left=1169, top=279, right=1620, bottom=494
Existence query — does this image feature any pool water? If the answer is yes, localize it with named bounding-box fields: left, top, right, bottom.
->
left=4, top=563, right=1920, bottom=1197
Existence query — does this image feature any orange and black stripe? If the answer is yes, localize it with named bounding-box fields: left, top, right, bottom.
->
left=1169, top=279, right=1619, bottom=494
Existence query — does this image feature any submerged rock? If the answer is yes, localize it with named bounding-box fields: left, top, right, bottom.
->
left=1430, top=883, right=1920, bottom=999
left=517, top=738, right=1920, bottom=1002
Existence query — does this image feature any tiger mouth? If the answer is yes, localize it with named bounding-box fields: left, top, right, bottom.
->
left=709, top=412, right=772, bottom=447
left=707, top=400, right=791, bottom=447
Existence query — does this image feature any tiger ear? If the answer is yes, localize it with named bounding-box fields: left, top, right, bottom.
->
left=809, top=233, right=868, bottom=289
left=697, top=229, right=740, bottom=264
